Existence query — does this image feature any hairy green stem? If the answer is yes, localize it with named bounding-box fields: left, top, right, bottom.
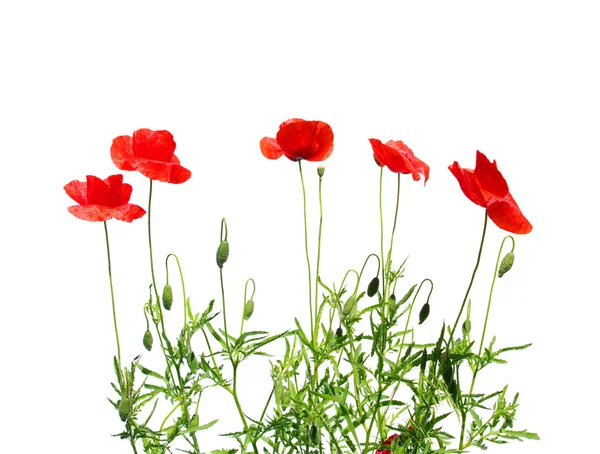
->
left=103, top=221, right=122, bottom=372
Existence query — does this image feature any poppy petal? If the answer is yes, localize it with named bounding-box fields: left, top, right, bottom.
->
left=132, top=129, right=176, bottom=162
left=368, top=138, right=386, bottom=167
left=449, top=162, right=487, bottom=207
left=68, top=205, right=116, bottom=222
left=260, top=137, right=283, bottom=160
left=114, top=204, right=147, bottom=223
left=474, top=150, right=508, bottom=198
left=486, top=193, right=533, bottom=234
left=64, top=180, right=88, bottom=205
left=110, top=135, right=135, bottom=171
left=276, top=120, right=334, bottom=161
left=127, top=157, right=191, bottom=184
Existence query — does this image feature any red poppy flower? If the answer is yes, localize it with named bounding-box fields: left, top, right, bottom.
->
left=64, top=174, right=146, bottom=222
left=369, top=138, right=429, bottom=184
left=376, top=433, right=402, bottom=454
left=111, top=128, right=191, bottom=184
left=260, top=118, right=334, bottom=162
left=449, top=150, right=532, bottom=234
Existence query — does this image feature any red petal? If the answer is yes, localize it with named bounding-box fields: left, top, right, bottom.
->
left=64, top=180, right=88, bottom=205
left=114, top=204, right=147, bottom=222
left=127, top=157, right=191, bottom=184
left=449, top=162, right=487, bottom=207
left=132, top=129, right=176, bottom=162
left=86, top=175, right=113, bottom=206
left=486, top=192, right=533, bottom=234
left=276, top=119, right=334, bottom=162
left=260, top=137, right=283, bottom=159
left=368, top=138, right=386, bottom=167
left=68, top=205, right=115, bottom=222
left=474, top=150, right=508, bottom=198
left=110, top=135, right=135, bottom=171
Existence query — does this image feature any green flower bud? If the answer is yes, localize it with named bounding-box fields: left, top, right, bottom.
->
left=118, top=397, right=131, bottom=421
left=335, top=327, right=343, bottom=338
left=498, top=251, right=515, bottom=278
left=309, top=424, right=320, bottom=446
left=420, top=348, right=428, bottom=374
left=274, top=382, right=284, bottom=404
left=317, top=166, right=325, bottom=177
left=418, top=302, right=430, bottom=325
left=143, top=330, right=153, bottom=351
left=162, top=284, right=173, bottom=310
left=243, top=299, right=255, bottom=321
left=216, top=240, right=229, bottom=268
left=342, top=295, right=357, bottom=317
left=442, top=363, right=453, bottom=387
left=462, top=319, right=471, bottom=337
left=367, top=277, right=380, bottom=297
left=188, top=351, right=199, bottom=373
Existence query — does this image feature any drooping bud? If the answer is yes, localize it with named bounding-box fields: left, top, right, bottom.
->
left=216, top=240, right=229, bottom=268
left=498, top=252, right=515, bottom=278
left=367, top=277, right=380, bottom=297
left=442, top=362, right=453, bottom=387
left=162, top=284, right=173, bottom=310
left=118, top=397, right=131, bottom=421
left=418, top=302, right=430, bottom=325
left=243, top=299, right=255, bottom=321
left=143, top=330, right=153, bottom=351
left=335, top=327, right=343, bottom=338
left=342, top=295, right=357, bottom=317
left=462, top=319, right=471, bottom=337
left=317, top=166, right=325, bottom=177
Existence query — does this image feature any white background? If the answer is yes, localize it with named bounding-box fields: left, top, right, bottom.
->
left=1, top=1, right=598, bottom=453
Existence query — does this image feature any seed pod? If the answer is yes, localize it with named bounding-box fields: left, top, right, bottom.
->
left=342, top=295, right=357, bottom=317
left=143, top=330, right=153, bottom=351
left=420, top=348, right=428, bottom=374
left=162, top=284, right=173, bottom=310
left=367, top=277, right=380, bottom=297
left=498, top=252, right=515, bottom=278
left=243, top=299, right=255, bottom=321
left=418, top=302, right=430, bottom=325
left=317, top=166, right=325, bottom=177
left=216, top=240, right=229, bottom=268
left=118, top=397, right=131, bottom=421
left=309, top=424, right=320, bottom=445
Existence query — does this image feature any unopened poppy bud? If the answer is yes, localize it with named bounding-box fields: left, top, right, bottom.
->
left=143, top=330, right=153, bottom=351
left=243, top=299, right=255, bottom=321
left=317, top=166, right=325, bottom=177
left=216, top=240, right=229, bottom=268
left=162, top=284, right=173, bottom=310
left=274, top=382, right=284, bottom=404
left=309, top=424, right=320, bottom=445
left=342, top=295, right=357, bottom=317
left=462, top=319, right=471, bottom=337
left=335, top=327, right=343, bottom=338
left=390, top=294, right=396, bottom=302
left=449, top=378, right=459, bottom=403
left=191, top=414, right=199, bottom=428
left=418, top=302, right=430, bottom=325
left=367, top=277, right=379, bottom=297
left=118, top=397, right=131, bottom=421
left=420, top=348, right=427, bottom=374
left=442, top=363, right=453, bottom=387
left=498, top=251, right=515, bottom=278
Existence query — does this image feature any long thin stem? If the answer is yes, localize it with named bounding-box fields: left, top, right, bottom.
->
left=450, top=210, right=489, bottom=340
left=103, top=221, right=121, bottom=370
left=378, top=167, right=386, bottom=301
left=298, top=161, right=313, bottom=337
left=385, top=173, right=401, bottom=290
left=314, top=171, right=324, bottom=340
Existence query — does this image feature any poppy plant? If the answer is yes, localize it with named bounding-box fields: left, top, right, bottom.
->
left=449, top=150, right=532, bottom=234
left=64, top=174, right=146, bottom=222
left=369, top=138, right=429, bottom=184
left=111, top=128, right=191, bottom=184
left=260, top=118, right=334, bottom=162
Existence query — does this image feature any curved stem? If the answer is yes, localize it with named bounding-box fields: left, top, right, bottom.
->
left=450, top=210, right=489, bottom=340
left=314, top=170, right=324, bottom=340
left=385, top=173, right=401, bottom=284
left=103, top=221, right=121, bottom=371
left=166, top=253, right=188, bottom=328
